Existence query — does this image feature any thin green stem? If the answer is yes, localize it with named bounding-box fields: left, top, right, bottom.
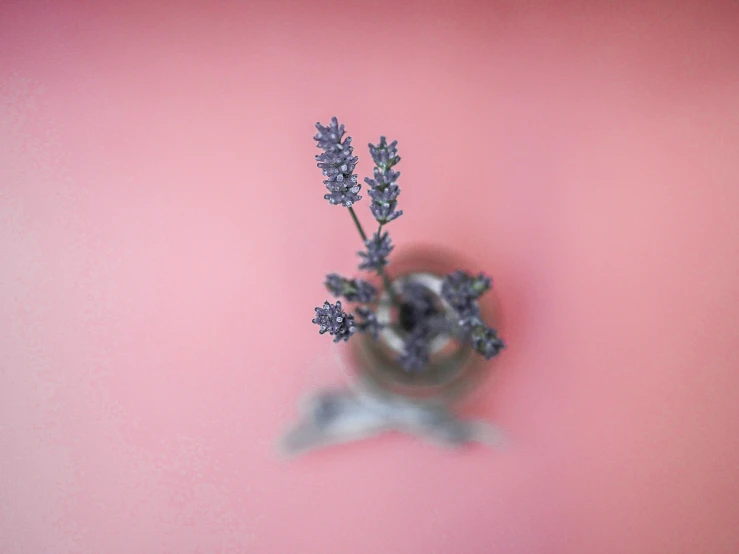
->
left=348, top=207, right=400, bottom=306
left=348, top=206, right=367, bottom=242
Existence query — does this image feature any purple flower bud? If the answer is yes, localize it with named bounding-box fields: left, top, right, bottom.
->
left=358, top=231, right=393, bottom=272
left=460, top=316, right=505, bottom=360
left=325, top=273, right=377, bottom=303
left=312, top=300, right=357, bottom=343
left=368, top=136, right=400, bottom=169
left=370, top=202, right=403, bottom=224
left=366, top=173, right=401, bottom=203
left=315, top=117, right=362, bottom=207
left=355, top=306, right=384, bottom=339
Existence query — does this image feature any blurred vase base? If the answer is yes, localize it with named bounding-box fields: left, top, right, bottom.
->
left=277, top=385, right=504, bottom=458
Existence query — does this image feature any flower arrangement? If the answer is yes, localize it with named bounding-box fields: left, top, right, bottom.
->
left=311, top=117, right=505, bottom=372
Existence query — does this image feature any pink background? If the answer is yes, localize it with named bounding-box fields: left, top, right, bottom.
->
left=2, top=1, right=739, bottom=553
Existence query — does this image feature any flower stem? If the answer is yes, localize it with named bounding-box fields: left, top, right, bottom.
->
left=348, top=206, right=367, bottom=241
left=348, top=207, right=400, bottom=306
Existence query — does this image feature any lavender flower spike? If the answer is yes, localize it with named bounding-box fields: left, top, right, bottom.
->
left=441, top=270, right=492, bottom=318
left=325, top=274, right=377, bottom=304
left=312, top=301, right=357, bottom=343
left=358, top=231, right=393, bottom=272
left=365, top=136, right=403, bottom=224
left=314, top=117, right=362, bottom=208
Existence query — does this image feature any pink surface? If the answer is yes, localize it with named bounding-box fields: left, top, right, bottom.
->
left=2, top=1, right=739, bottom=553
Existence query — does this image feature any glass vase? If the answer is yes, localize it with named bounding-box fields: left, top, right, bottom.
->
left=342, top=245, right=502, bottom=408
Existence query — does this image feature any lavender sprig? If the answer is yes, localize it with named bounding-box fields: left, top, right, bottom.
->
left=314, top=117, right=362, bottom=208
left=365, top=137, right=403, bottom=224
left=312, top=301, right=357, bottom=343
left=358, top=231, right=393, bottom=272
left=440, top=270, right=492, bottom=319
left=441, top=271, right=505, bottom=360
left=315, top=117, right=400, bottom=306
left=325, top=274, right=377, bottom=303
